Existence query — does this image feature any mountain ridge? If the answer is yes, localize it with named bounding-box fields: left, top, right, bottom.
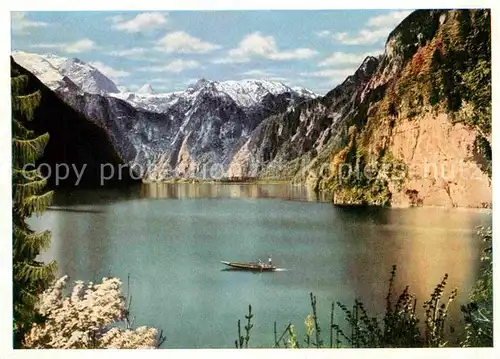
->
left=12, top=51, right=317, bottom=181
left=10, top=9, right=491, bottom=208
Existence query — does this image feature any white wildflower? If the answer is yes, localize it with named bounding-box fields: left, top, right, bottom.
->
left=24, top=276, right=160, bottom=349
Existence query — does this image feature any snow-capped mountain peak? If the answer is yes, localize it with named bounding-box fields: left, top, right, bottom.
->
left=137, top=83, right=155, bottom=94
left=62, top=58, right=120, bottom=94
left=12, top=51, right=319, bottom=114
left=11, top=51, right=119, bottom=95
left=11, top=50, right=65, bottom=90
left=110, top=77, right=318, bottom=113
left=214, top=79, right=300, bottom=107
left=187, top=78, right=211, bottom=92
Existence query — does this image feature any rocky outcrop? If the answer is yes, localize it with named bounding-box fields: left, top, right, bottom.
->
left=307, top=9, right=491, bottom=208
left=227, top=9, right=491, bottom=208
left=387, top=111, right=491, bottom=208
left=11, top=58, right=136, bottom=187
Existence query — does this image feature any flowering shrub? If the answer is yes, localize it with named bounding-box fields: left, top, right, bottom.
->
left=24, top=276, right=160, bottom=349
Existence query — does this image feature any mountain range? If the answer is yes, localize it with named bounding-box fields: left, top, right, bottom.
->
left=13, top=49, right=318, bottom=180
left=11, top=9, right=492, bottom=208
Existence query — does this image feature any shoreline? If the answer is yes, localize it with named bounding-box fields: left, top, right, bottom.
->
left=140, top=179, right=492, bottom=212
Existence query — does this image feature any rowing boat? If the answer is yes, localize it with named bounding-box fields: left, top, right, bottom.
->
left=220, top=260, right=277, bottom=271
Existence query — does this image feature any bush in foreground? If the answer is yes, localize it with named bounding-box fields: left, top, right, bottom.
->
left=24, top=275, right=164, bottom=349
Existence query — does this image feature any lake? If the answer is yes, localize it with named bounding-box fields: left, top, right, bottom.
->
left=30, top=183, right=492, bottom=348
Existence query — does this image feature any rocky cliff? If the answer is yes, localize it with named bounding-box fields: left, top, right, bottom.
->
left=321, top=9, right=491, bottom=208
left=226, top=56, right=379, bottom=179
left=250, top=9, right=491, bottom=208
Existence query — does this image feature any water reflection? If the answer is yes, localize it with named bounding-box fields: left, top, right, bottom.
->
left=140, top=182, right=328, bottom=202
left=36, top=207, right=112, bottom=281
left=30, top=183, right=491, bottom=348
left=52, top=185, right=142, bottom=206
left=335, top=206, right=487, bottom=344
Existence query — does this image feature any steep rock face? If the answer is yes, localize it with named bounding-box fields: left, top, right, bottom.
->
left=386, top=112, right=490, bottom=207
left=11, top=58, right=136, bottom=187
left=227, top=56, right=379, bottom=178
left=309, top=9, right=491, bottom=208
left=58, top=57, right=120, bottom=94
left=228, top=9, right=491, bottom=208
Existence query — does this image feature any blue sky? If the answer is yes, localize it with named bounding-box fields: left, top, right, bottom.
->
left=11, top=10, right=412, bottom=94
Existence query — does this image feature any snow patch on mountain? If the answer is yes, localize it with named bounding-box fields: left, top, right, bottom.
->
left=11, top=51, right=119, bottom=95
left=59, top=58, right=120, bottom=94
left=112, top=78, right=319, bottom=113
left=137, top=83, right=155, bottom=94
left=11, top=51, right=65, bottom=90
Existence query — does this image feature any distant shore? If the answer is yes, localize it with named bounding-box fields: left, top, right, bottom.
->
left=140, top=178, right=492, bottom=211
left=141, top=177, right=293, bottom=185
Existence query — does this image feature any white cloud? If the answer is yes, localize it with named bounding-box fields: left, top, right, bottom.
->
left=89, top=61, right=130, bottom=81
left=367, top=10, right=412, bottom=28
left=332, top=28, right=393, bottom=45
left=315, top=30, right=331, bottom=38
left=301, top=68, right=354, bottom=78
left=149, top=78, right=173, bottom=84
left=267, top=76, right=290, bottom=83
left=300, top=68, right=354, bottom=87
left=139, top=59, right=200, bottom=73
left=317, top=10, right=412, bottom=46
left=29, top=43, right=60, bottom=50
left=108, top=47, right=147, bottom=57
left=270, top=48, right=318, bottom=61
left=215, top=32, right=317, bottom=64
left=64, top=39, right=95, bottom=53
left=318, top=51, right=379, bottom=67
left=241, top=69, right=274, bottom=77
left=156, top=31, right=220, bottom=54
left=11, top=12, right=48, bottom=35
left=239, top=69, right=289, bottom=82
left=112, top=12, right=168, bottom=33
left=30, top=38, right=96, bottom=53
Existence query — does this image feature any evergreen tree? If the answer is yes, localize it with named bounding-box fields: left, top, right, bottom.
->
left=11, top=66, right=56, bottom=348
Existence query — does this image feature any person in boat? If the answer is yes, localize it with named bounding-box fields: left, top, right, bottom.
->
left=268, top=255, right=272, bottom=266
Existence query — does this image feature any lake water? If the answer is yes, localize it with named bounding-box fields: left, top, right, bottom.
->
left=30, top=183, right=492, bottom=348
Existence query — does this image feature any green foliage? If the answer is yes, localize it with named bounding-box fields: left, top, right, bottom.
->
left=234, top=227, right=492, bottom=349
left=235, top=305, right=253, bottom=349
left=433, top=10, right=491, bottom=133
left=264, top=266, right=457, bottom=349
left=472, top=135, right=492, bottom=178
left=319, top=10, right=491, bottom=206
left=460, top=227, right=493, bottom=347
left=388, top=10, right=443, bottom=61
left=328, top=149, right=406, bottom=207
left=11, top=68, right=56, bottom=348
left=423, top=274, right=458, bottom=347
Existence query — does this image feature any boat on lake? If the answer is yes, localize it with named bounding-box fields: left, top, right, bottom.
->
left=220, top=260, right=277, bottom=271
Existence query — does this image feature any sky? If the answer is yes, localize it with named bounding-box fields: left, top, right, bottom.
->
left=11, top=10, right=413, bottom=94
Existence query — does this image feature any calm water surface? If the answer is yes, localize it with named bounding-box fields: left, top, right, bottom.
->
left=30, top=183, right=492, bottom=348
